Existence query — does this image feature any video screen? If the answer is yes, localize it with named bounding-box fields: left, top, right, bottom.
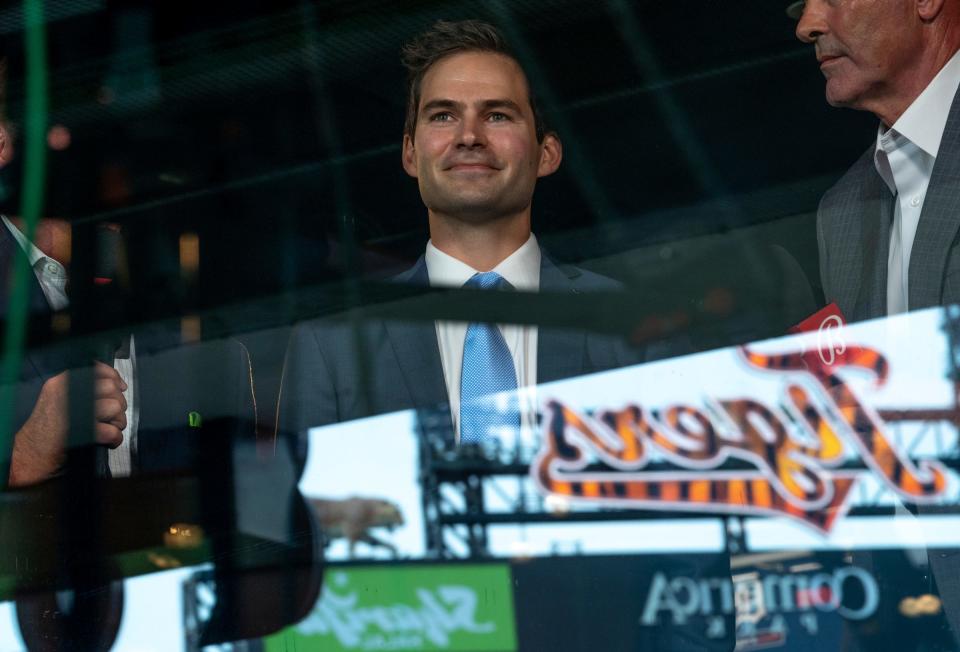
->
left=271, top=306, right=960, bottom=651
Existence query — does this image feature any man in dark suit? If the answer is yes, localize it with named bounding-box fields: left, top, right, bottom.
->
left=279, top=20, right=657, bottom=446
left=793, top=0, right=960, bottom=644
left=0, top=214, right=257, bottom=486
left=0, top=206, right=129, bottom=485
left=792, top=0, right=960, bottom=322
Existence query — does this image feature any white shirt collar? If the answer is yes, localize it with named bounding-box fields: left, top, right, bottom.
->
left=2, top=214, right=70, bottom=310
left=424, top=233, right=541, bottom=291
left=879, top=48, right=960, bottom=159
left=2, top=215, right=45, bottom=266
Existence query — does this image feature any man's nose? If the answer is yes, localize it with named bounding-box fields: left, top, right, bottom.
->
left=456, top=113, right=486, bottom=148
left=796, top=0, right=827, bottom=43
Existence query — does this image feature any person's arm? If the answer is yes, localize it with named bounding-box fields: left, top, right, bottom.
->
left=8, top=362, right=127, bottom=487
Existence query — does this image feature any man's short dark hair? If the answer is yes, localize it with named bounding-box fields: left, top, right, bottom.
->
left=401, top=19, right=547, bottom=142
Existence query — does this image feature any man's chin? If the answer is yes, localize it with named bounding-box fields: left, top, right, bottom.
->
left=430, top=200, right=519, bottom=224
left=444, top=206, right=508, bottom=223
left=824, top=80, right=860, bottom=110
left=427, top=191, right=495, bottom=217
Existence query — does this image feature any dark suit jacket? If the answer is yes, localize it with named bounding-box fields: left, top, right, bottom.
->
left=0, top=219, right=52, bottom=321
left=818, top=84, right=960, bottom=322
left=0, top=222, right=256, bottom=478
left=0, top=222, right=67, bottom=436
left=931, top=548, right=960, bottom=645
left=278, top=250, right=675, bottom=444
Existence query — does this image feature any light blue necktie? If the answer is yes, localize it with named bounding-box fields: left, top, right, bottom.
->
left=459, top=272, right=520, bottom=445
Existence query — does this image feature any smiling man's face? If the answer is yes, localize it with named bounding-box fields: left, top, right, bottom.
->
left=402, top=51, right=560, bottom=224
left=796, top=0, right=924, bottom=113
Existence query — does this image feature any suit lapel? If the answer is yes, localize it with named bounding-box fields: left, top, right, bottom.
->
left=537, top=253, right=588, bottom=384
left=384, top=319, right=449, bottom=409
left=853, top=171, right=893, bottom=322
left=822, top=143, right=893, bottom=322
left=384, top=256, right=451, bottom=417
left=909, top=85, right=960, bottom=309
left=0, top=221, right=52, bottom=318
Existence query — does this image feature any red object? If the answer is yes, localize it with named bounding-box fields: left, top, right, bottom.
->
left=93, top=277, right=113, bottom=286
left=788, top=302, right=846, bottom=334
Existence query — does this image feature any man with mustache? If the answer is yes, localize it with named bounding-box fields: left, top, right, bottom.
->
left=280, top=20, right=659, bottom=448
left=792, top=0, right=960, bottom=320
left=792, top=2, right=960, bottom=646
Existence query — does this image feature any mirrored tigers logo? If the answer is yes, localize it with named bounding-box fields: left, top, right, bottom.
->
left=533, top=343, right=948, bottom=533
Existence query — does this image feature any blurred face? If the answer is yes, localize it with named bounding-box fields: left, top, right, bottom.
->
left=796, top=0, right=924, bottom=112
left=0, top=123, right=13, bottom=169
left=402, top=51, right=561, bottom=223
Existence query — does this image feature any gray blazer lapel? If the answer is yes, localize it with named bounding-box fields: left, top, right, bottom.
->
left=384, top=256, right=451, bottom=418
left=854, top=174, right=893, bottom=322
left=821, top=146, right=892, bottom=322
left=383, top=319, right=449, bottom=411
left=817, top=147, right=893, bottom=321
left=910, top=85, right=960, bottom=309
left=537, top=253, right=588, bottom=384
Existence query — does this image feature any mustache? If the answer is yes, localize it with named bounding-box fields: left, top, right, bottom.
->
left=815, top=41, right=846, bottom=61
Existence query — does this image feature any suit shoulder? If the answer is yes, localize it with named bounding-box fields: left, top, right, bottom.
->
left=561, top=264, right=624, bottom=292
left=288, top=314, right=388, bottom=364
left=289, top=316, right=349, bottom=351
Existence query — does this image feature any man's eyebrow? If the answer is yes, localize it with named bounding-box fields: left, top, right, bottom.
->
left=419, top=98, right=525, bottom=115
left=481, top=99, right=523, bottom=113
left=420, top=99, right=462, bottom=114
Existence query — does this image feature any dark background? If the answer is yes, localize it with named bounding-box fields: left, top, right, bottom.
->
left=0, top=0, right=879, bottom=426
left=0, top=0, right=876, bottom=298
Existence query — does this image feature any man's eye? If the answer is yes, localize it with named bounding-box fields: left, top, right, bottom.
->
left=488, top=112, right=509, bottom=122
left=429, top=112, right=452, bottom=122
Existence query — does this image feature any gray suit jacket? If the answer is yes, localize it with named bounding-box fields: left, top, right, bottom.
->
left=818, top=84, right=960, bottom=322
left=819, top=89, right=960, bottom=642
left=278, top=251, right=668, bottom=445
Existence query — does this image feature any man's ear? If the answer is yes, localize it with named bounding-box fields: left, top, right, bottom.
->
left=917, top=0, right=946, bottom=21
left=536, top=132, right=562, bottom=178
left=402, top=134, right=418, bottom=178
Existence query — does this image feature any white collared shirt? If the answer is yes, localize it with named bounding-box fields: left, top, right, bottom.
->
left=874, top=48, right=960, bottom=315
left=2, top=214, right=138, bottom=476
left=425, top=233, right=540, bottom=445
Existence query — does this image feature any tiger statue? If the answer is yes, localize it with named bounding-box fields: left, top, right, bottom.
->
left=308, top=496, right=405, bottom=558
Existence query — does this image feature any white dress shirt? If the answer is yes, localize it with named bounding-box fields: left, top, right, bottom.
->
left=874, top=48, right=960, bottom=315
left=425, top=234, right=540, bottom=444
left=107, top=334, right=138, bottom=477
left=2, top=215, right=138, bottom=476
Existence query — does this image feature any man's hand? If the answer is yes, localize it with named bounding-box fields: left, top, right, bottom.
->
left=93, top=362, right=127, bottom=448
left=8, top=362, right=127, bottom=487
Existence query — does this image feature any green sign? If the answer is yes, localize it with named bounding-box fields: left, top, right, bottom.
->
left=265, top=564, right=517, bottom=652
